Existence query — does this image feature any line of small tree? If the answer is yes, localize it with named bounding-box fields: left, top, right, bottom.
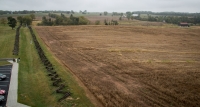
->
left=125, top=11, right=137, bottom=20
left=104, top=11, right=108, bottom=16
left=104, top=19, right=118, bottom=25
left=139, top=15, right=200, bottom=25
left=126, top=11, right=200, bottom=17
left=119, top=11, right=200, bottom=25
left=112, top=12, right=123, bottom=16
left=99, top=12, right=108, bottom=16
left=66, top=10, right=75, bottom=14
left=3, top=14, right=34, bottom=29
left=17, top=14, right=35, bottom=26
left=38, top=13, right=90, bottom=26
left=0, top=10, right=75, bottom=15
left=117, top=11, right=200, bottom=25
left=0, top=10, right=35, bottom=15
left=116, top=11, right=137, bottom=20
left=79, top=10, right=87, bottom=14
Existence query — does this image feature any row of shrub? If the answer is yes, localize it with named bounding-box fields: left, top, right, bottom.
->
left=12, top=26, right=21, bottom=55
left=28, top=26, right=71, bottom=102
left=94, top=20, right=119, bottom=25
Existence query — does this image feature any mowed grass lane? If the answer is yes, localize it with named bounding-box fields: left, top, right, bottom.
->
left=18, top=27, right=93, bottom=107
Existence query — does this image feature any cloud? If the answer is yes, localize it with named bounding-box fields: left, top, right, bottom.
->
left=0, top=0, right=199, bottom=13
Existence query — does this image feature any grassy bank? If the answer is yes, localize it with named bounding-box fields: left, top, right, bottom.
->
left=18, top=26, right=93, bottom=106
left=0, top=24, right=17, bottom=66
left=0, top=24, right=16, bottom=58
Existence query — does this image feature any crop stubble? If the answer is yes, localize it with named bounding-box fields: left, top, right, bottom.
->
left=35, top=26, right=200, bottom=107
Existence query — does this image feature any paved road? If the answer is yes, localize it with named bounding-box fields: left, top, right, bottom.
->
left=0, top=64, right=12, bottom=107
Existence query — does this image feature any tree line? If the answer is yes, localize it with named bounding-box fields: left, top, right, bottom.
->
left=0, top=10, right=35, bottom=15
left=104, top=19, right=119, bottom=25
left=112, top=12, right=123, bottom=16
left=0, top=10, right=73, bottom=15
left=128, top=11, right=200, bottom=17
left=0, top=14, right=35, bottom=29
left=17, top=14, right=35, bottom=25
left=138, top=15, right=200, bottom=25
left=38, top=13, right=90, bottom=26
left=118, top=11, right=200, bottom=25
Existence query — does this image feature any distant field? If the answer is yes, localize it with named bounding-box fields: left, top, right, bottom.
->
left=35, top=25, right=200, bottom=107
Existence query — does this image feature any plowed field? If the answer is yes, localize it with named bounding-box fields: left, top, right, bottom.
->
left=35, top=26, right=200, bottom=107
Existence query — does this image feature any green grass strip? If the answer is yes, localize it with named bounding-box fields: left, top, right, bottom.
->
left=18, top=26, right=94, bottom=107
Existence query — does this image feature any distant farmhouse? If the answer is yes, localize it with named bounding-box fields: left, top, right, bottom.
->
left=132, top=14, right=138, bottom=17
left=179, top=22, right=190, bottom=27
left=122, top=15, right=126, bottom=18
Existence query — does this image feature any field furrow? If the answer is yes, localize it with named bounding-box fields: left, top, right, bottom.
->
left=35, top=25, right=200, bottom=107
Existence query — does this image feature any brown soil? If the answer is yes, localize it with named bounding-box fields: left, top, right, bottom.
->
left=35, top=25, right=200, bottom=107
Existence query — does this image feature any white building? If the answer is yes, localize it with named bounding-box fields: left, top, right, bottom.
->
left=122, top=15, right=127, bottom=18
left=132, top=14, right=138, bottom=17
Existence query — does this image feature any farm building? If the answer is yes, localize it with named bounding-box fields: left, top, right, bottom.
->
left=132, top=14, right=139, bottom=17
left=122, top=15, right=126, bottom=18
left=179, top=22, right=190, bottom=27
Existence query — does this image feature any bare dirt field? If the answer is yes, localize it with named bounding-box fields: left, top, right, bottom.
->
left=35, top=25, right=200, bottom=107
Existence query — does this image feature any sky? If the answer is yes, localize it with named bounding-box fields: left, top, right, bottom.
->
left=0, top=0, right=200, bottom=13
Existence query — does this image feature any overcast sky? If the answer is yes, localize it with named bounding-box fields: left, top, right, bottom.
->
left=0, top=0, right=199, bottom=13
